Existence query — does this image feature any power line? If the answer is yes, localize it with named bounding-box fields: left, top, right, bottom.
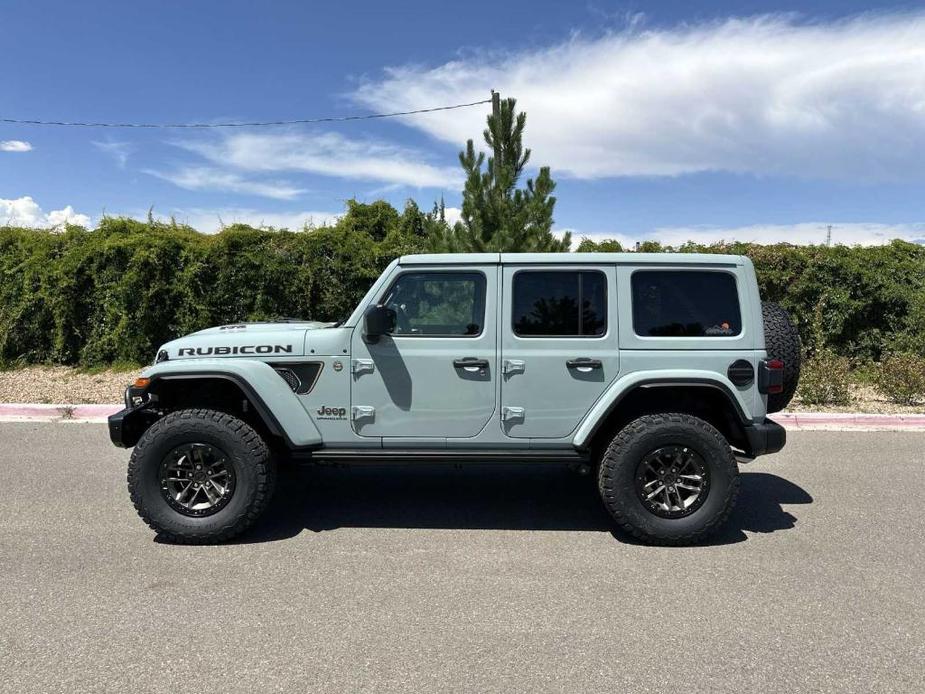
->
left=0, top=98, right=492, bottom=129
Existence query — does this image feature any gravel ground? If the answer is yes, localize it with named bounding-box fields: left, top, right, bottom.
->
left=0, top=366, right=136, bottom=404
left=788, top=383, right=923, bottom=414
left=1, top=366, right=921, bottom=413
left=1, top=426, right=923, bottom=693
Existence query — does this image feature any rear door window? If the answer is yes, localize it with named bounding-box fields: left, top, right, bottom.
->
left=512, top=271, right=606, bottom=337
left=631, top=271, right=741, bottom=337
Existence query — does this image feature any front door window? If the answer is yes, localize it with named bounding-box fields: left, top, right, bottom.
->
left=382, top=272, right=486, bottom=337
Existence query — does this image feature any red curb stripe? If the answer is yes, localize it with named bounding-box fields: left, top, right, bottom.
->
left=72, top=405, right=121, bottom=418
left=770, top=412, right=925, bottom=429
left=0, top=403, right=121, bottom=419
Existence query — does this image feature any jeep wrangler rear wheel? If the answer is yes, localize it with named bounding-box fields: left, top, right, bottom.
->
left=597, top=413, right=739, bottom=545
left=127, top=409, right=276, bottom=544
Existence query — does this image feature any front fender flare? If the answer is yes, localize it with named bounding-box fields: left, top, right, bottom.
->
left=572, top=370, right=755, bottom=449
left=143, top=359, right=322, bottom=448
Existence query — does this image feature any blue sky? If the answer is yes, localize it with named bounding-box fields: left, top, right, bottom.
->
left=2, top=0, right=924, bottom=245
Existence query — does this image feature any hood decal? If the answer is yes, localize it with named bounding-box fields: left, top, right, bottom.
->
left=178, top=344, right=294, bottom=357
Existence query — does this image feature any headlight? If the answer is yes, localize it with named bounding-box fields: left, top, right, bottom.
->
left=125, top=377, right=152, bottom=408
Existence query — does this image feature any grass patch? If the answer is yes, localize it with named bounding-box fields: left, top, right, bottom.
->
left=848, top=362, right=879, bottom=385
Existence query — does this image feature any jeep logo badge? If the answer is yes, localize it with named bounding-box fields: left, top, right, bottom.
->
left=316, top=405, right=347, bottom=420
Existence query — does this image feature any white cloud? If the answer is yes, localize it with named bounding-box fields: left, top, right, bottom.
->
left=354, top=13, right=925, bottom=181
left=1, top=140, right=32, bottom=152
left=570, top=222, right=925, bottom=248
left=92, top=140, right=133, bottom=167
left=177, top=131, right=461, bottom=189
left=443, top=206, right=462, bottom=226
left=144, top=166, right=306, bottom=200
left=0, top=196, right=90, bottom=228
left=155, top=207, right=341, bottom=233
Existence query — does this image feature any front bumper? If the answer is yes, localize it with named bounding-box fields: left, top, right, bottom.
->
left=108, top=404, right=154, bottom=448
left=743, top=418, right=786, bottom=458
left=109, top=381, right=157, bottom=448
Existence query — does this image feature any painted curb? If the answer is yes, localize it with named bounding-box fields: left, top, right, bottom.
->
left=0, top=403, right=923, bottom=430
left=771, top=412, right=925, bottom=431
left=0, top=403, right=121, bottom=423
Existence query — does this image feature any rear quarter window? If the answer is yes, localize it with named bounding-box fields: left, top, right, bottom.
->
left=631, top=270, right=741, bottom=337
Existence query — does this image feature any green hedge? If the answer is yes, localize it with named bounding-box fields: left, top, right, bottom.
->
left=2, top=204, right=923, bottom=366
left=0, top=201, right=426, bottom=366
left=579, top=238, right=925, bottom=361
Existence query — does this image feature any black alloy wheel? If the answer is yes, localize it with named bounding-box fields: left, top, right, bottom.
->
left=634, top=445, right=709, bottom=518
left=159, top=442, right=236, bottom=517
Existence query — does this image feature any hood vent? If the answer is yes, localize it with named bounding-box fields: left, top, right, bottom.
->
left=272, top=363, right=323, bottom=395
left=274, top=368, right=301, bottom=391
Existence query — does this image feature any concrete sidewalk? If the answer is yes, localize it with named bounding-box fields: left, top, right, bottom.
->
left=1, top=402, right=923, bottom=430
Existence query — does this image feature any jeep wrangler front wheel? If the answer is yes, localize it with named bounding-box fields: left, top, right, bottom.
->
left=127, top=409, right=276, bottom=544
left=597, top=413, right=739, bottom=545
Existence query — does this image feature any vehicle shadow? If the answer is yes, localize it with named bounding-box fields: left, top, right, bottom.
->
left=234, top=464, right=812, bottom=546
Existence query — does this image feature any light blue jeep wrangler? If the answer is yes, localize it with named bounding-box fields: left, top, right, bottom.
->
left=110, top=253, right=800, bottom=545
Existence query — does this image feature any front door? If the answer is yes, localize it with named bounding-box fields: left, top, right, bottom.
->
left=500, top=265, right=619, bottom=438
left=350, top=266, right=497, bottom=439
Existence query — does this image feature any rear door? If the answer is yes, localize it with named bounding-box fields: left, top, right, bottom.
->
left=350, top=265, right=498, bottom=439
left=500, top=265, right=619, bottom=438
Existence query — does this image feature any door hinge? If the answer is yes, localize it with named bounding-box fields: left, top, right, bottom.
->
left=351, top=405, right=375, bottom=421
left=351, top=359, right=375, bottom=376
left=502, top=359, right=525, bottom=376
left=501, top=406, right=525, bottom=422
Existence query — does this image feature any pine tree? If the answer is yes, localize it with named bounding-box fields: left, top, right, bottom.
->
left=432, top=97, right=569, bottom=253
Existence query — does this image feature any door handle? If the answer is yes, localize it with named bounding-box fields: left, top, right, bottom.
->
left=453, top=357, right=489, bottom=370
left=567, top=358, right=602, bottom=370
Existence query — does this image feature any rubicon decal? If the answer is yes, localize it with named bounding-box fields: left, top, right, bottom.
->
left=177, top=345, right=294, bottom=356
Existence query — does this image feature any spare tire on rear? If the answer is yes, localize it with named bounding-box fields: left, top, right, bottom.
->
left=762, top=302, right=801, bottom=413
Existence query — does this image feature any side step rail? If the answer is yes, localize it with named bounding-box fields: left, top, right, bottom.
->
left=307, top=448, right=590, bottom=464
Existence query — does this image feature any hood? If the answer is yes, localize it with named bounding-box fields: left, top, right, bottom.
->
left=190, top=320, right=333, bottom=336
left=159, top=321, right=334, bottom=360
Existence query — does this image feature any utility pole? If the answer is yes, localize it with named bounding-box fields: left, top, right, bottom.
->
left=491, top=89, right=501, bottom=166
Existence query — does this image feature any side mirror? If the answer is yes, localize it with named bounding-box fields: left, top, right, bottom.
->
left=364, top=305, right=396, bottom=342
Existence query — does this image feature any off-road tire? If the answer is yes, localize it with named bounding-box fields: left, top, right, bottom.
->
left=597, top=413, right=739, bottom=546
left=762, top=301, right=801, bottom=413
left=127, top=409, right=276, bottom=544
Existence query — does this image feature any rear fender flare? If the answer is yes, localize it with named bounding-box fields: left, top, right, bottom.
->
left=572, top=370, right=754, bottom=449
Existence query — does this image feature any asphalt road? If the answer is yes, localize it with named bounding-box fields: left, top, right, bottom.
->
left=1, top=424, right=923, bottom=693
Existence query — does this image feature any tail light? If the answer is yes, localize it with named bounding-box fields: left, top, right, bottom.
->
left=759, top=358, right=784, bottom=394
